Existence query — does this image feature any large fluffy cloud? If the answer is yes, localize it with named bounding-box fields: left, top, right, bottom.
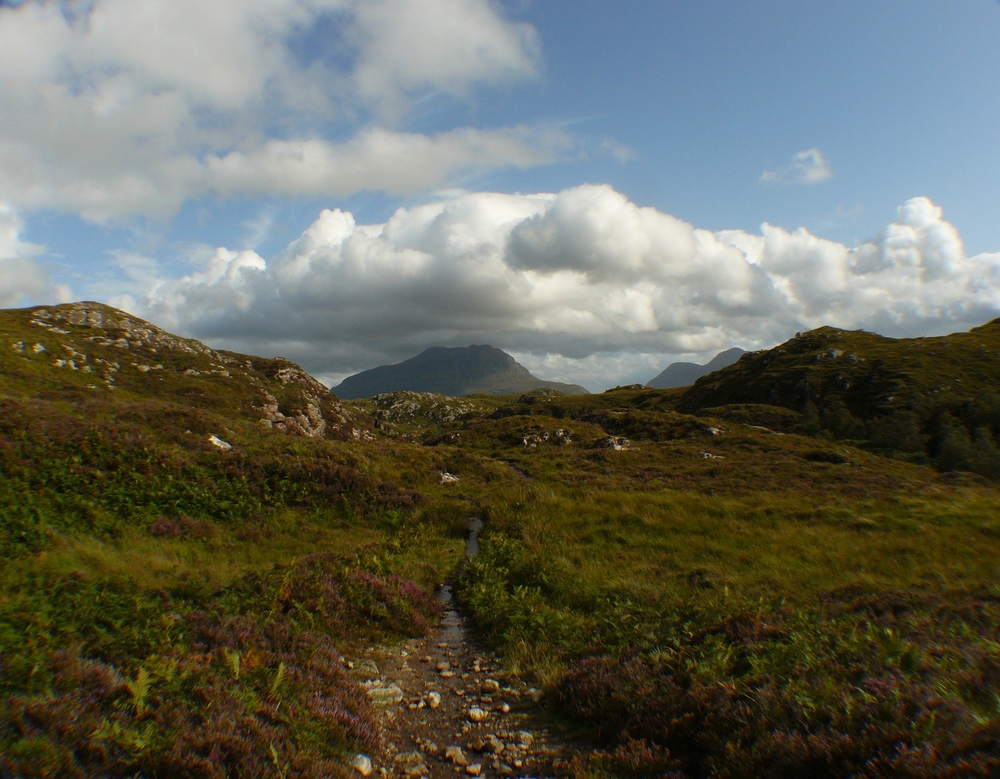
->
left=126, top=186, right=1000, bottom=389
left=0, top=0, right=555, bottom=220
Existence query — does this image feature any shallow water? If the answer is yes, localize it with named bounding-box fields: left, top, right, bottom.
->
left=433, top=516, right=483, bottom=643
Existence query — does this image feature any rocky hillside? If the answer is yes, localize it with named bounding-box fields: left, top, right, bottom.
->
left=647, top=346, right=745, bottom=389
left=677, top=319, right=1000, bottom=474
left=2, top=301, right=370, bottom=441
left=332, top=344, right=588, bottom=399
left=679, top=320, right=1000, bottom=417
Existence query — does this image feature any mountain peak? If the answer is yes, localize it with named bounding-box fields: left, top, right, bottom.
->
left=333, top=345, right=588, bottom=399
left=646, top=347, right=746, bottom=389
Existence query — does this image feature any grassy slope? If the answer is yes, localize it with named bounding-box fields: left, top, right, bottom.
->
left=0, top=304, right=487, bottom=777
left=3, top=305, right=1000, bottom=778
left=448, top=393, right=1000, bottom=777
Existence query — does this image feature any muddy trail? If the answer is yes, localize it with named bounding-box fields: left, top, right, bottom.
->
left=348, top=519, right=577, bottom=779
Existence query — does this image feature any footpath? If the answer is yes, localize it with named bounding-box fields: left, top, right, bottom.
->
left=348, top=520, right=573, bottom=779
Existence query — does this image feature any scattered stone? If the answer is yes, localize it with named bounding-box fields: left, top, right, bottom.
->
left=498, top=702, right=511, bottom=713
left=435, top=661, right=451, bottom=672
left=393, top=751, right=424, bottom=767
left=515, top=731, right=533, bottom=749
left=594, top=435, right=632, bottom=451
left=485, top=735, right=504, bottom=755
left=439, top=472, right=460, bottom=484
left=698, top=451, right=724, bottom=460
left=481, top=679, right=500, bottom=693
left=425, top=691, right=442, bottom=709
left=421, top=741, right=440, bottom=758
left=467, top=706, right=488, bottom=723
left=440, top=670, right=455, bottom=679
left=466, top=764, right=482, bottom=777
left=364, top=681, right=405, bottom=705
left=351, top=754, right=374, bottom=776
left=445, top=746, right=468, bottom=766
left=208, top=434, right=232, bottom=451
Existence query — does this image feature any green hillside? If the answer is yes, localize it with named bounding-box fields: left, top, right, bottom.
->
left=679, top=320, right=1000, bottom=475
left=2, top=303, right=999, bottom=778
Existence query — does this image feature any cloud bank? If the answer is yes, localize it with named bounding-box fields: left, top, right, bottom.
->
left=0, top=0, right=556, bottom=220
left=125, top=187, right=1000, bottom=389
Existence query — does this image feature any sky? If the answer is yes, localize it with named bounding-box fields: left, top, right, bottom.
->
left=1, top=0, right=999, bottom=391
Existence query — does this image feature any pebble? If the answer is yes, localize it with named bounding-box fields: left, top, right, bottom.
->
left=365, top=682, right=405, bottom=705
left=421, top=741, right=441, bottom=758
left=515, top=731, right=534, bottom=749
left=482, top=679, right=501, bottom=693
left=425, top=691, right=442, bottom=709
left=351, top=754, right=374, bottom=776
left=467, top=707, right=488, bottom=723
left=444, top=746, right=468, bottom=766
left=485, top=735, right=504, bottom=755
left=466, top=764, right=482, bottom=777
left=440, top=671, right=455, bottom=679
left=436, top=661, right=451, bottom=672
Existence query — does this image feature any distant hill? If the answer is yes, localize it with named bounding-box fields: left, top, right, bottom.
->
left=647, top=347, right=746, bottom=389
left=333, top=345, right=589, bottom=399
left=677, top=320, right=1000, bottom=419
left=675, top=319, right=1000, bottom=473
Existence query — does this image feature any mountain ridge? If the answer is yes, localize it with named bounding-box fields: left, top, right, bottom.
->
left=646, top=347, right=746, bottom=389
left=333, top=344, right=589, bottom=399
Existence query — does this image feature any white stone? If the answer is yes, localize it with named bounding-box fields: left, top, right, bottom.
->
left=351, top=754, right=373, bottom=776
left=208, top=435, right=233, bottom=451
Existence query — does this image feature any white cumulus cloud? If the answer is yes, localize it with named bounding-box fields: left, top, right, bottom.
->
left=761, top=148, right=833, bottom=186
left=0, top=0, right=555, bottom=220
left=0, top=204, right=72, bottom=307
left=123, top=187, right=1000, bottom=390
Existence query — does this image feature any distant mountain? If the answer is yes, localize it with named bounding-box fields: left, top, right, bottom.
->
left=647, top=347, right=746, bottom=389
left=333, top=345, right=589, bottom=399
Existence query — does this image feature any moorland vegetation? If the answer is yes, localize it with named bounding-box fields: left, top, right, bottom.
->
left=1, top=302, right=998, bottom=777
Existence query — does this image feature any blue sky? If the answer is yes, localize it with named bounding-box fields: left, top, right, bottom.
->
left=1, top=0, right=999, bottom=389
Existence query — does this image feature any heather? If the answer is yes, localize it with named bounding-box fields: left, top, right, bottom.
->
left=456, top=483, right=1000, bottom=776
left=3, top=303, right=1000, bottom=777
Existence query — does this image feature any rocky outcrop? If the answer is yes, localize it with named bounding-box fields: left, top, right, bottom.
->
left=13, top=302, right=373, bottom=440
